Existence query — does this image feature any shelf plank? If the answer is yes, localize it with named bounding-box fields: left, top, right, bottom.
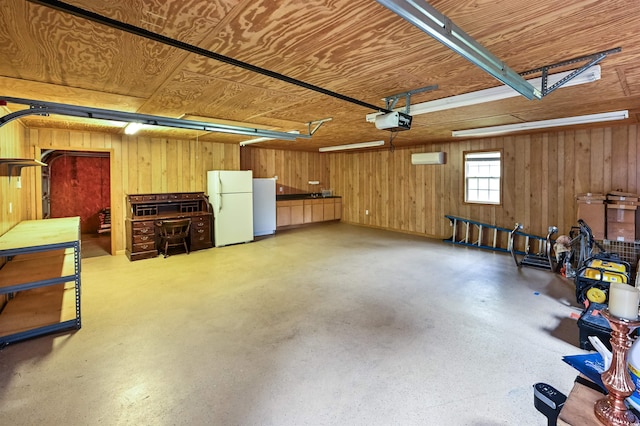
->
left=0, top=284, right=77, bottom=338
left=0, top=158, right=47, bottom=167
left=0, top=252, right=78, bottom=292
left=0, top=217, right=80, bottom=254
left=10, top=248, right=75, bottom=262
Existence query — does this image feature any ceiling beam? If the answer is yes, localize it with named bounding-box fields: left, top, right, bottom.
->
left=376, top=0, right=542, bottom=100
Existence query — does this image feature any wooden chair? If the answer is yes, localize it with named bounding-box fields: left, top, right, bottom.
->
left=155, top=218, right=191, bottom=258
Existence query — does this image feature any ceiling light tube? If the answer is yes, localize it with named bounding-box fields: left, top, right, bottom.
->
left=365, top=66, right=601, bottom=122
left=452, top=110, right=629, bottom=138
left=0, top=96, right=302, bottom=141
left=124, top=122, right=144, bottom=135
left=319, top=140, right=385, bottom=152
left=240, top=130, right=301, bottom=146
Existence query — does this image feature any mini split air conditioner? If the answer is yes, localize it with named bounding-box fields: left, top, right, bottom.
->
left=411, top=152, right=446, bottom=165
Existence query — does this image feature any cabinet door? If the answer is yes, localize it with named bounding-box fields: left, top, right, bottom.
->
left=323, top=199, right=335, bottom=221
left=291, top=204, right=304, bottom=225
left=277, top=206, right=291, bottom=227
left=312, top=202, right=324, bottom=222
left=334, top=200, right=342, bottom=219
left=303, top=204, right=313, bottom=223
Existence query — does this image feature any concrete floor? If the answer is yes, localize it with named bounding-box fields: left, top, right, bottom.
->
left=0, top=222, right=584, bottom=425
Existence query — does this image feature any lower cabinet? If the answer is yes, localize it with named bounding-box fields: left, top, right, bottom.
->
left=304, top=204, right=313, bottom=223
left=277, top=197, right=341, bottom=229
left=310, top=199, right=324, bottom=222
left=277, top=200, right=305, bottom=227
left=277, top=202, right=292, bottom=227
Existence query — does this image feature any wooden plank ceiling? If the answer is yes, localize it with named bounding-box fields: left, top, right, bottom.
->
left=0, top=0, right=638, bottom=151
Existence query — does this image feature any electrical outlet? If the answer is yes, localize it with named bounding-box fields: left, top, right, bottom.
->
left=9, top=202, right=12, bottom=214
left=365, top=209, right=369, bottom=215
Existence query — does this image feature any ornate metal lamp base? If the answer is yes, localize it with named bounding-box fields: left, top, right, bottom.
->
left=594, top=309, right=640, bottom=426
left=595, top=398, right=640, bottom=426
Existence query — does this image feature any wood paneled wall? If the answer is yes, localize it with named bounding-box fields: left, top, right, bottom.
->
left=241, top=147, right=330, bottom=194
left=0, top=117, right=31, bottom=236
left=25, top=128, right=239, bottom=254
left=243, top=124, right=640, bottom=240
left=9, top=123, right=640, bottom=255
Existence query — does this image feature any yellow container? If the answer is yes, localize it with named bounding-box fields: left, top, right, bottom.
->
left=587, top=258, right=628, bottom=273
left=581, top=267, right=628, bottom=283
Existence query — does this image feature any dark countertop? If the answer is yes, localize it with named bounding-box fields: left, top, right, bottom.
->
left=276, top=193, right=341, bottom=201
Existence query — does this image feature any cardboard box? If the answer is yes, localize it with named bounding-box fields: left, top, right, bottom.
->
left=607, top=191, right=640, bottom=203
left=607, top=222, right=636, bottom=241
left=607, top=204, right=637, bottom=223
left=577, top=193, right=607, bottom=202
left=577, top=201, right=605, bottom=240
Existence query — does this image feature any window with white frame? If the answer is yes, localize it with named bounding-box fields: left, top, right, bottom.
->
left=464, top=151, right=501, bottom=204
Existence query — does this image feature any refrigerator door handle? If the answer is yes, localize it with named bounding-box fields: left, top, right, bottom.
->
left=216, top=174, right=223, bottom=213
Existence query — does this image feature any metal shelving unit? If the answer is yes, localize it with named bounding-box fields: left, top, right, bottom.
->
left=0, top=217, right=81, bottom=346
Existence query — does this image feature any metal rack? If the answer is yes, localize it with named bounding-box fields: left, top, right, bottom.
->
left=0, top=217, right=81, bottom=346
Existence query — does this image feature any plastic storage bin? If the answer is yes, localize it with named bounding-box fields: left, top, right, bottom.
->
left=577, top=303, right=611, bottom=351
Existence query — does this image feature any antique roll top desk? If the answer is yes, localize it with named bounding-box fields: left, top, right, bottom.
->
left=125, top=192, right=213, bottom=261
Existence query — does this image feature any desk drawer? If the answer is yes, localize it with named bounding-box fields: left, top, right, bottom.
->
left=191, top=216, right=209, bottom=227
left=133, top=221, right=155, bottom=235
left=191, top=225, right=209, bottom=236
left=132, top=241, right=156, bottom=252
left=129, top=195, right=156, bottom=202
left=133, top=234, right=154, bottom=244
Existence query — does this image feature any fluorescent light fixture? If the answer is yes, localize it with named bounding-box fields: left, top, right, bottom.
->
left=452, top=110, right=629, bottom=138
left=365, top=66, right=601, bottom=122
left=319, top=140, right=385, bottom=152
left=240, top=130, right=300, bottom=146
left=124, top=122, right=144, bottom=135
left=0, top=96, right=303, bottom=141
left=376, top=0, right=540, bottom=100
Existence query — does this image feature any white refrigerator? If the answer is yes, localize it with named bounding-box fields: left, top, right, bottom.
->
left=207, top=170, right=254, bottom=247
left=252, top=178, right=276, bottom=236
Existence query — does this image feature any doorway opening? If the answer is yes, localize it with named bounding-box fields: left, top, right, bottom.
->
left=41, top=150, right=111, bottom=258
